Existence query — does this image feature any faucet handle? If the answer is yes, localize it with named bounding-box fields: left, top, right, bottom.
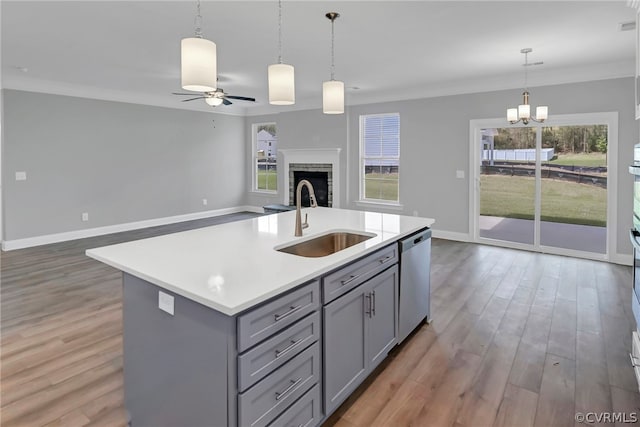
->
left=302, top=213, right=309, bottom=229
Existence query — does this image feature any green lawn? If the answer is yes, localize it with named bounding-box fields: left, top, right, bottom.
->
left=257, top=170, right=277, bottom=191
left=547, top=152, right=606, bottom=167
left=364, top=173, right=399, bottom=202
left=480, top=174, right=606, bottom=227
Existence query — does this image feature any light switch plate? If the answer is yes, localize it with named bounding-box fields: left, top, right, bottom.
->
left=159, top=291, right=174, bottom=315
left=456, top=170, right=465, bottom=179
left=15, top=171, right=27, bottom=181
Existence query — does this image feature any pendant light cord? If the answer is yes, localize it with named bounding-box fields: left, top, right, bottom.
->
left=330, top=17, right=335, bottom=80
left=523, top=50, right=529, bottom=92
left=278, top=0, right=283, bottom=64
left=194, top=0, right=203, bottom=38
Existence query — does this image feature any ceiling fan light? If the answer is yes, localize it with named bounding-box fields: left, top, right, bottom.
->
left=268, top=63, right=295, bottom=105
left=536, top=106, right=548, bottom=121
left=205, top=96, right=223, bottom=106
left=507, top=108, right=518, bottom=123
left=323, top=80, right=344, bottom=114
left=181, top=37, right=217, bottom=92
left=518, top=104, right=530, bottom=120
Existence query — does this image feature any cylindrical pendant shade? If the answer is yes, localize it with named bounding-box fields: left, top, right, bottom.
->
left=323, top=80, right=344, bottom=114
left=507, top=108, right=518, bottom=122
left=536, top=106, right=548, bottom=121
left=181, top=37, right=217, bottom=92
left=518, top=104, right=530, bottom=120
left=268, top=63, right=295, bottom=105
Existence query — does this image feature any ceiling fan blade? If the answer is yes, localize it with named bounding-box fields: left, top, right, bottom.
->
left=181, top=97, right=205, bottom=102
left=222, top=98, right=233, bottom=106
left=172, top=92, right=200, bottom=96
left=225, top=95, right=256, bottom=102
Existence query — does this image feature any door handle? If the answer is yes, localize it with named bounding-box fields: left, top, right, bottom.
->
left=371, top=290, right=376, bottom=316
left=364, top=293, right=371, bottom=317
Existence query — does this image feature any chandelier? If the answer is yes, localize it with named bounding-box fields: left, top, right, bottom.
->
left=507, top=48, right=548, bottom=125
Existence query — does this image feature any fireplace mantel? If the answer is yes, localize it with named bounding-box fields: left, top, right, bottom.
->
left=279, top=148, right=341, bottom=208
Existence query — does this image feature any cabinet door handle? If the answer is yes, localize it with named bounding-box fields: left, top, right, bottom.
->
left=275, top=339, right=301, bottom=358
left=372, top=290, right=376, bottom=316
left=275, top=377, right=303, bottom=400
left=341, top=274, right=360, bottom=286
left=274, top=305, right=302, bottom=322
left=364, top=293, right=371, bottom=317
left=630, top=353, right=640, bottom=368
left=378, top=255, right=393, bottom=265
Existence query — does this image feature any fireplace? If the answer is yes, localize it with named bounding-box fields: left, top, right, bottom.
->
left=280, top=148, right=341, bottom=208
left=289, top=163, right=332, bottom=207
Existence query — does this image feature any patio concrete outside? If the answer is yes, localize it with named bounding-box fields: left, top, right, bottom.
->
left=479, top=215, right=606, bottom=254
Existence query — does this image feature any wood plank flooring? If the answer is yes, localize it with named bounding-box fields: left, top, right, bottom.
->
left=1, top=216, right=639, bottom=426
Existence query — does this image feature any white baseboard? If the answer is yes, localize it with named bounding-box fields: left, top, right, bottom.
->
left=431, top=230, right=470, bottom=242
left=2, top=205, right=265, bottom=251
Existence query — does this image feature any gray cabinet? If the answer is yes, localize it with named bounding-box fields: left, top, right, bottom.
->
left=323, top=264, right=398, bottom=415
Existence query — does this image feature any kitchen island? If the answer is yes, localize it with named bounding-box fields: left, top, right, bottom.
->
left=86, top=207, right=434, bottom=427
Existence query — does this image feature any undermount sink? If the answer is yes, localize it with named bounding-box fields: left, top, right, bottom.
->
left=276, top=231, right=375, bottom=258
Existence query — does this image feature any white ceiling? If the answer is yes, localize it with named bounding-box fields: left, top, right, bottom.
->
left=1, top=1, right=636, bottom=116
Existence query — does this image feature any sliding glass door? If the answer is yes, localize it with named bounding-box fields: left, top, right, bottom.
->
left=471, top=114, right=616, bottom=260
left=479, top=127, right=536, bottom=245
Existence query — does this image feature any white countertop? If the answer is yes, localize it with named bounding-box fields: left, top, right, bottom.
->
left=86, top=207, right=435, bottom=315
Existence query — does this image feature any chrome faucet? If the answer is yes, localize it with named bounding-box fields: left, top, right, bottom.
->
left=295, top=179, right=318, bottom=236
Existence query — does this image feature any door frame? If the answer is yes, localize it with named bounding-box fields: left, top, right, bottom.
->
left=469, top=112, right=618, bottom=262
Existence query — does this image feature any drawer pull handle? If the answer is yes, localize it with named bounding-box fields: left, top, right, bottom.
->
left=274, top=305, right=302, bottom=322
left=275, top=339, right=302, bottom=358
left=275, top=377, right=303, bottom=400
left=378, top=255, right=393, bottom=264
left=341, top=274, right=360, bottom=286
left=630, top=353, right=640, bottom=368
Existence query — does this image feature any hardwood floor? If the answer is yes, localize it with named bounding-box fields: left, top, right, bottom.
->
left=1, top=216, right=639, bottom=426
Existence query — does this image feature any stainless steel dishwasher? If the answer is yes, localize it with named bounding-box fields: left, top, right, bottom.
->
left=398, top=228, right=431, bottom=343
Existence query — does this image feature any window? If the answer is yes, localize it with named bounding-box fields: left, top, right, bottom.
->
left=360, top=113, right=400, bottom=203
left=253, top=123, right=277, bottom=192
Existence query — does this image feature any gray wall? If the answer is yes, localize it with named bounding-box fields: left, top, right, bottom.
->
left=246, top=77, right=637, bottom=257
left=2, top=89, right=246, bottom=240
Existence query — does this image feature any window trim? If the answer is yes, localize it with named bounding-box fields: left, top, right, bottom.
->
left=358, top=113, right=401, bottom=204
left=251, top=122, right=278, bottom=194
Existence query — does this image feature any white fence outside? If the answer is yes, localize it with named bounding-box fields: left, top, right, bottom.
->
left=483, top=148, right=555, bottom=162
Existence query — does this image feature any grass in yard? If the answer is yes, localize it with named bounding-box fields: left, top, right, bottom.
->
left=547, top=152, right=606, bottom=167
left=364, top=173, right=399, bottom=202
left=480, top=174, right=606, bottom=227
left=257, top=170, right=277, bottom=191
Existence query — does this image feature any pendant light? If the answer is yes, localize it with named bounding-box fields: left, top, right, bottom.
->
left=268, top=0, right=295, bottom=105
left=323, top=12, right=344, bottom=114
left=507, top=48, right=548, bottom=125
left=181, top=0, right=217, bottom=92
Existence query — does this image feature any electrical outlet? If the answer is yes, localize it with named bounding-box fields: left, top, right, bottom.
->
left=81, top=212, right=89, bottom=222
left=158, top=291, right=174, bottom=315
left=202, top=198, right=208, bottom=206
left=456, top=170, right=465, bottom=179
left=413, top=210, right=418, bottom=217
left=15, top=171, right=27, bottom=181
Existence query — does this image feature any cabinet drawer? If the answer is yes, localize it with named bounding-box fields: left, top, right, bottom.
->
left=322, top=244, right=397, bottom=304
left=238, top=342, right=320, bottom=427
left=238, top=281, right=320, bottom=353
left=238, top=312, right=320, bottom=392
left=268, top=383, right=322, bottom=427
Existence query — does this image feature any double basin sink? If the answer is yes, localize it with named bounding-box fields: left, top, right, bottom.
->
left=276, top=231, right=374, bottom=258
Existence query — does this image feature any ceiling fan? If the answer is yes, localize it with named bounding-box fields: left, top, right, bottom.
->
left=172, top=88, right=256, bottom=107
